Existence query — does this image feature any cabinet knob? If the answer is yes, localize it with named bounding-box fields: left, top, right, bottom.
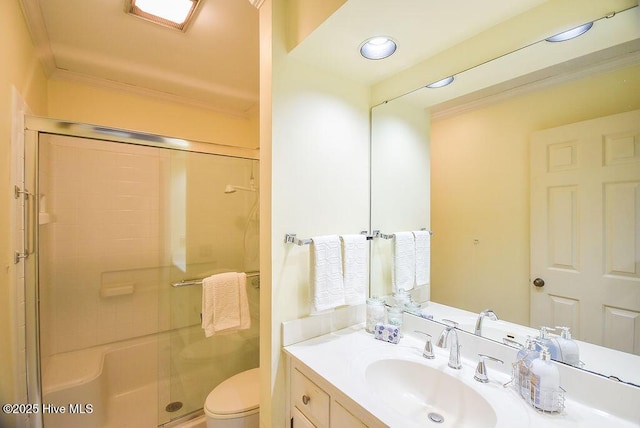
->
left=533, top=278, right=545, bottom=288
left=302, top=395, right=310, bottom=405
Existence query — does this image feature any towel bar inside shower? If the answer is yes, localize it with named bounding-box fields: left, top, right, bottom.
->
left=171, top=271, right=260, bottom=288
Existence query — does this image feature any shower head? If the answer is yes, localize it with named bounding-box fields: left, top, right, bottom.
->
left=224, top=184, right=237, bottom=194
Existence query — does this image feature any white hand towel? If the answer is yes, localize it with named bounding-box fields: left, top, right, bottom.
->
left=201, top=272, right=250, bottom=337
left=341, top=234, right=368, bottom=305
left=413, top=230, right=431, bottom=286
left=311, top=235, right=345, bottom=312
left=393, top=231, right=415, bottom=291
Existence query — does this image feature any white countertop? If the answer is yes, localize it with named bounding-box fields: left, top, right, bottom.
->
left=284, top=323, right=638, bottom=428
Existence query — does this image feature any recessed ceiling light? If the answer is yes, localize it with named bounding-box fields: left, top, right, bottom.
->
left=128, top=0, right=200, bottom=31
left=360, top=37, right=397, bottom=60
left=426, top=76, right=454, bottom=88
left=545, top=22, right=593, bottom=42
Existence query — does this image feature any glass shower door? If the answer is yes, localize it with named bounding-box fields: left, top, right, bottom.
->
left=35, top=130, right=258, bottom=428
left=159, top=151, right=260, bottom=424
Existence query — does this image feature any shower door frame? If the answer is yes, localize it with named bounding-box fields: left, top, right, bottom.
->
left=22, top=116, right=259, bottom=428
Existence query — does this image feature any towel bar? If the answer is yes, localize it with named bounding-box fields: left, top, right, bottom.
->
left=372, top=229, right=433, bottom=240
left=285, top=231, right=372, bottom=246
left=171, top=271, right=260, bottom=288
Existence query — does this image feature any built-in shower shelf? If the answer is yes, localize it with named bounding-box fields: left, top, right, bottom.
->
left=100, top=283, right=135, bottom=298
left=38, top=212, right=53, bottom=224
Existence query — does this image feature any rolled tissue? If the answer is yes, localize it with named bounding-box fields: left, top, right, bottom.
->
left=373, top=322, right=400, bottom=344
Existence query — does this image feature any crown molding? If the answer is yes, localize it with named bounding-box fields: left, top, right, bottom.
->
left=19, top=0, right=56, bottom=76
left=431, top=45, right=640, bottom=121
left=247, top=0, right=265, bottom=9
left=50, top=69, right=257, bottom=119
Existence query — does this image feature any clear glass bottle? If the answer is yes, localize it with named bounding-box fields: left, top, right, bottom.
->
left=366, top=297, right=385, bottom=333
left=404, top=301, right=422, bottom=316
left=393, top=288, right=411, bottom=307
left=386, top=306, right=404, bottom=337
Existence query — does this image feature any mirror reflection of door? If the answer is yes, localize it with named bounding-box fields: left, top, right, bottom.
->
left=530, top=109, right=640, bottom=354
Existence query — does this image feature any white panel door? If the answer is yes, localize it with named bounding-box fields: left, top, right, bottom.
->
left=530, top=109, right=640, bottom=354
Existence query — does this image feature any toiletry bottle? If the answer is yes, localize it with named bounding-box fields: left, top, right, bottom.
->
left=393, top=288, right=411, bottom=307
left=536, top=327, right=561, bottom=361
left=516, top=337, right=540, bottom=398
left=529, top=345, right=561, bottom=412
left=366, top=297, right=386, bottom=333
left=556, top=326, right=580, bottom=367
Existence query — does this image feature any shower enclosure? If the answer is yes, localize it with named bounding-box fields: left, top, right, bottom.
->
left=23, top=117, right=259, bottom=427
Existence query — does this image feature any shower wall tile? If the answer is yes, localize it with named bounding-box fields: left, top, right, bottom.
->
left=40, top=135, right=258, bottom=363
left=44, top=136, right=166, bottom=354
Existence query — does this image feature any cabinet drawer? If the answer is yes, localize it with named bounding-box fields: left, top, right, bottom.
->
left=292, top=407, right=317, bottom=428
left=292, top=368, right=330, bottom=427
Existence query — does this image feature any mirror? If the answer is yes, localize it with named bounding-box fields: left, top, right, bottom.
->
left=371, top=6, right=640, bottom=386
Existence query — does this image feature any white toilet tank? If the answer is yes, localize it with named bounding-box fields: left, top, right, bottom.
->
left=204, top=368, right=259, bottom=428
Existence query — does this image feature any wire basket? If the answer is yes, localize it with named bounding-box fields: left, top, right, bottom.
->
left=508, top=362, right=565, bottom=413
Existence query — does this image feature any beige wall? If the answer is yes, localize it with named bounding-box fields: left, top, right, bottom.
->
left=430, top=63, right=640, bottom=326
left=260, top=1, right=371, bottom=426
left=0, top=1, right=48, bottom=427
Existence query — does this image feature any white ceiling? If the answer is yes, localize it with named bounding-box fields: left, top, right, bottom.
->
left=19, top=0, right=635, bottom=117
left=21, top=0, right=260, bottom=115
left=290, top=0, right=548, bottom=86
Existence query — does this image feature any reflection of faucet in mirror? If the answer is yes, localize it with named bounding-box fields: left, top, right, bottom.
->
left=475, top=309, right=498, bottom=336
left=436, top=319, right=461, bottom=369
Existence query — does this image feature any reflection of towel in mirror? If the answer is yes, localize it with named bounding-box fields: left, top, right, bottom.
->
left=341, top=234, right=368, bottom=305
left=311, top=235, right=345, bottom=312
left=413, top=230, right=430, bottom=286
left=201, top=272, right=250, bottom=337
left=393, top=232, right=415, bottom=291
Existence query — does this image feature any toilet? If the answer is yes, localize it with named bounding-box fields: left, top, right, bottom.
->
left=204, top=368, right=260, bottom=428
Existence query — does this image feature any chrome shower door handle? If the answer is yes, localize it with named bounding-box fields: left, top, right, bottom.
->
left=14, top=185, right=34, bottom=264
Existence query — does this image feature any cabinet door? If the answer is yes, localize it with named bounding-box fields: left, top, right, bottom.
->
left=331, top=400, right=368, bottom=428
left=292, top=368, right=330, bottom=427
left=292, top=407, right=316, bottom=428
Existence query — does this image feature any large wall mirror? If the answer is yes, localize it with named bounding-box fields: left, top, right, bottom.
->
left=371, top=5, right=640, bottom=385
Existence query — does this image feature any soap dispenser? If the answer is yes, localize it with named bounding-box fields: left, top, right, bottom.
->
left=528, top=345, right=561, bottom=412
left=536, top=326, right=561, bottom=361
left=516, top=337, right=540, bottom=398
left=556, top=326, right=580, bottom=367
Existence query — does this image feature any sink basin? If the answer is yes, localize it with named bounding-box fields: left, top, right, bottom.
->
left=365, top=359, right=497, bottom=427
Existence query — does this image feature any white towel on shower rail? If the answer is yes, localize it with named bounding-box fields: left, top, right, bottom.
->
left=413, top=230, right=431, bottom=286
left=341, top=234, right=368, bottom=305
left=201, top=272, right=250, bottom=337
left=310, top=235, right=345, bottom=312
left=392, top=231, right=415, bottom=291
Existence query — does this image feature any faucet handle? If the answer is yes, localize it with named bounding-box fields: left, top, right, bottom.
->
left=413, top=331, right=435, bottom=359
left=474, top=354, right=504, bottom=383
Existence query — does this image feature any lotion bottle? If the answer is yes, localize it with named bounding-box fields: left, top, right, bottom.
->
left=556, top=326, right=580, bottom=367
left=516, top=337, right=540, bottom=398
left=529, top=345, right=561, bottom=412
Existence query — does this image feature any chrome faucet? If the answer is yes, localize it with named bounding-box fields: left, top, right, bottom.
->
left=474, top=309, right=498, bottom=336
left=436, top=319, right=462, bottom=369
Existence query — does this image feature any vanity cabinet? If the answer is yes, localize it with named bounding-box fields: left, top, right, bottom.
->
left=288, top=358, right=384, bottom=428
